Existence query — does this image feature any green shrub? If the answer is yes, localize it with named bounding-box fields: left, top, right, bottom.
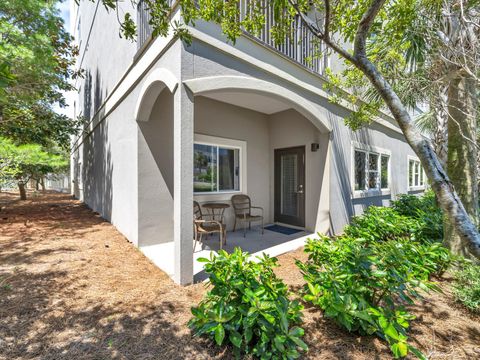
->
left=345, top=192, right=444, bottom=245
left=452, top=263, right=480, bottom=314
left=392, top=191, right=443, bottom=243
left=297, top=235, right=447, bottom=359
left=344, top=206, right=419, bottom=243
left=189, top=248, right=307, bottom=359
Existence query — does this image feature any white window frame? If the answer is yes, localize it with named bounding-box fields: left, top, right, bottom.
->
left=351, top=142, right=391, bottom=197
left=193, top=134, right=247, bottom=201
left=407, top=156, right=426, bottom=190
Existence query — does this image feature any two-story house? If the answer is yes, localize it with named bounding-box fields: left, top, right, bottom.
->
left=70, top=0, right=426, bottom=284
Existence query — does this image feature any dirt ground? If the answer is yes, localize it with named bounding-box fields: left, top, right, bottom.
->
left=0, top=192, right=478, bottom=359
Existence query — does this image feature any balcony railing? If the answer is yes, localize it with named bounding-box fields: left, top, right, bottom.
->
left=137, top=0, right=153, bottom=51
left=136, top=0, right=327, bottom=74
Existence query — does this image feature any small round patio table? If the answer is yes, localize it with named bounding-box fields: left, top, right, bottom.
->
left=202, top=202, right=230, bottom=221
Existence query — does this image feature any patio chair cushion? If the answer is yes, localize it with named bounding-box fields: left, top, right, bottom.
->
left=196, top=222, right=224, bottom=233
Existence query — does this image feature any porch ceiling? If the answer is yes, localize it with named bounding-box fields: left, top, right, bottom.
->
left=201, top=91, right=290, bottom=115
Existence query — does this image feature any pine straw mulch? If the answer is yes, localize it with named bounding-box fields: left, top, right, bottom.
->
left=0, top=191, right=479, bottom=360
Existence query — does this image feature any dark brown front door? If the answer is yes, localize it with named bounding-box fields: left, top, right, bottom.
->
left=274, top=146, right=305, bottom=227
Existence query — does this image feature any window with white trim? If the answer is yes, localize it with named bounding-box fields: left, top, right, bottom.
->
left=193, top=142, right=241, bottom=193
left=354, top=149, right=390, bottom=191
left=408, top=158, right=426, bottom=188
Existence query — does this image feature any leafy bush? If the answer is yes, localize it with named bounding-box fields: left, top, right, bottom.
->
left=189, top=248, right=307, bottom=359
left=452, top=263, right=480, bottom=314
left=297, top=235, right=448, bottom=359
left=346, top=192, right=444, bottom=245
left=344, top=206, right=419, bottom=243
left=392, top=191, right=443, bottom=243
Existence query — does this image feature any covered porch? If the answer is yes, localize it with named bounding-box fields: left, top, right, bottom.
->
left=141, top=224, right=313, bottom=282
left=135, top=72, right=331, bottom=284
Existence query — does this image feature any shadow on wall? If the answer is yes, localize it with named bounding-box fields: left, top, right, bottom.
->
left=329, top=112, right=395, bottom=233
left=80, top=69, right=114, bottom=221
left=329, top=117, right=354, bottom=233
left=137, top=87, right=175, bottom=247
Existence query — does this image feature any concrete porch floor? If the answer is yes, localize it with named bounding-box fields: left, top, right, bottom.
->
left=140, top=225, right=314, bottom=283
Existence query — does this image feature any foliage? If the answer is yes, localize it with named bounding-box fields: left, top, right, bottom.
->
left=297, top=234, right=449, bottom=359
left=392, top=191, right=444, bottom=243
left=0, top=0, right=79, bottom=148
left=0, top=137, right=67, bottom=185
left=452, top=262, right=480, bottom=314
left=345, top=192, right=445, bottom=245
left=344, top=206, right=419, bottom=243
left=189, top=248, right=307, bottom=359
left=392, top=191, right=438, bottom=218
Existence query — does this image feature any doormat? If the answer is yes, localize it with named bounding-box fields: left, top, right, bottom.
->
left=264, top=224, right=303, bottom=235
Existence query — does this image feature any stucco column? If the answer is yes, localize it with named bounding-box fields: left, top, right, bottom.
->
left=316, top=132, right=331, bottom=234
left=173, top=84, right=194, bottom=285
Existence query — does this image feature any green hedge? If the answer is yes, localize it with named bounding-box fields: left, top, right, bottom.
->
left=190, top=192, right=452, bottom=359
left=296, top=234, right=450, bottom=359
left=189, top=249, right=307, bottom=359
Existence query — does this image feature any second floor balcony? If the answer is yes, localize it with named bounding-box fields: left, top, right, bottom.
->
left=137, top=0, right=328, bottom=76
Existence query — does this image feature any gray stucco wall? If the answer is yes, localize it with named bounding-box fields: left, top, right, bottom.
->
left=71, top=2, right=421, bottom=285
left=71, top=0, right=183, bottom=246
left=185, top=37, right=419, bottom=234
left=268, top=110, right=330, bottom=232
left=194, top=96, right=271, bottom=230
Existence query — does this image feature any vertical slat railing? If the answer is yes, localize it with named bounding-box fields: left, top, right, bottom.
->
left=239, top=0, right=326, bottom=75
left=136, top=0, right=326, bottom=74
left=137, top=0, right=153, bottom=50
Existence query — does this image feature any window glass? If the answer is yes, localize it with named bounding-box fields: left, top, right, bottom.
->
left=408, top=159, right=425, bottom=188
left=409, top=160, right=414, bottom=187
left=381, top=155, right=389, bottom=189
left=368, top=153, right=379, bottom=189
left=218, top=148, right=240, bottom=191
left=414, top=162, right=420, bottom=186
left=355, top=150, right=390, bottom=192
left=354, top=150, right=366, bottom=191
left=194, top=144, right=217, bottom=192
left=194, top=143, right=241, bottom=193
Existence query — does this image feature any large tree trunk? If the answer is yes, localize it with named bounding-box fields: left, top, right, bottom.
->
left=293, top=0, right=480, bottom=257
left=353, top=55, right=480, bottom=258
left=18, top=181, right=27, bottom=200
left=432, top=85, right=449, bottom=167
left=444, top=76, right=479, bottom=257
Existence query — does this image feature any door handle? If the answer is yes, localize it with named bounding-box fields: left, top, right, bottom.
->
left=296, top=185, right=304, bottom=194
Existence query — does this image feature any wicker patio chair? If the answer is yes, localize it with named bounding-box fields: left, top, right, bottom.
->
left=193, top=201, right=226, bottom=251
left=231, top=194, right=264, bottom=237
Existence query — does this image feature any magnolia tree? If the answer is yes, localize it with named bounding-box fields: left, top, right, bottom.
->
left=104, top=0, right=480, bottom=257
left=0, top=137, right=68, bottom=200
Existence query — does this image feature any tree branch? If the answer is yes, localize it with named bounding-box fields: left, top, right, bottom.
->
left=353, top=0, right=387, bottom=58
left=288, top=0, right=355, bottom=63
left=323, top=0, right=331, bottom=40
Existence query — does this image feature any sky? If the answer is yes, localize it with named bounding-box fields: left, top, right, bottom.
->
left=58, top=0, right=71, bottom=33
left=54, top=1, right=73, bottom=118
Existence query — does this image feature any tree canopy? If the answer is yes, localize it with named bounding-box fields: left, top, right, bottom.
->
left=0, top=137, right=67, bottom=198
left=0, top=0, right=79, bottom=149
